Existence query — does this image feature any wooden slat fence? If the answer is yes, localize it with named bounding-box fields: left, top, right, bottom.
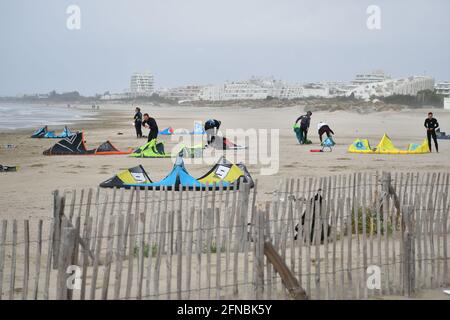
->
left=0, top=171, right=449, bottom=300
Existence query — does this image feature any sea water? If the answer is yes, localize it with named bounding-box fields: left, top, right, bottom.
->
left=0, top=103, right=96, bottom=130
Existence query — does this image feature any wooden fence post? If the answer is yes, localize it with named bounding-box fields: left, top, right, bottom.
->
left=402, top=205, right=415, bottom=297
left=255, top=206, right=265, bottom=299
left=52, top=191, right=66, bottom=269
left=56, top=225, right=76, bottom=300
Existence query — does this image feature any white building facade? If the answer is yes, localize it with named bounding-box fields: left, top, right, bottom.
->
left=352, top=70, right=390, bottom=85
left=341, top=75, right=434, bottom=99
left=435, top=82, right=450, bottom=97
left=130, top=72, right=154, bottom=96
left=158, top=85, right=203, bottom=101
left=198, top=78, right=330, bottom=101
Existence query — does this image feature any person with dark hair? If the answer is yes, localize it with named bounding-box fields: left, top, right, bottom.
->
left=142, top=113, right=159, bottom=142
left=424, top=112, right=439, bottom=152
left=134, top=107, right=143, bottom=138
left=295, top=111, right=312, bottom=144
left=317, top=121, right=335, bottom=143
left=204, top=119, right=221, bottom=144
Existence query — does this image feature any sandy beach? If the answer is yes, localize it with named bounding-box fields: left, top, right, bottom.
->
left=0, top=103, right=449, bottom=221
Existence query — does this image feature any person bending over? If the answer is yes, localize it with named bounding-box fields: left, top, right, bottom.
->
left=204, top=119, right=221, bottom=144
left=134, top=107, right=143, bottom=138
left=424, top=112, right=439, bottom=152
left=142, top=113, right=159, bottom=142
left=317, top=121, right=335, bottom=143
left=295, top=111, right=312, bottom=144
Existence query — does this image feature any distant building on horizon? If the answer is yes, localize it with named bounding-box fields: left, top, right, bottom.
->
left=352, top=70, right=391, bottom=85
left=344, top=75, right=434, bottom=100
left=435, top=81, right=450, bottom=97
left=130, top=72, right=154, bottom=97
left=158, top=85, right=204, bottom=101
left=198, top=77, right=330, bottom=101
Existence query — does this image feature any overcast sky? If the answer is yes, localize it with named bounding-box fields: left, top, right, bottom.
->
left=0, top=0, right=449, bottom=96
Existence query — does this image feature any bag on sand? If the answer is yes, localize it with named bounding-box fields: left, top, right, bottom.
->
left=293, top=124, right=312, bottom=144
left=293, top=124, right=303, bottom=143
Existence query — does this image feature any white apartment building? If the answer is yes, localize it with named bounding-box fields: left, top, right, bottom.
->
left=159, top=85, right=203, bottom=101
left=435, top=82, right=450, bottom=97
left=130, top=72, right=154, bottom=96
left=198, top=85, right=224, bottom=101
left=348, top=76, right=434, bottom=99
left=222, top=81, right=271, bottom=100
left=100, top=92, right=131, bottom=100
left=198, top=78, right=330, bottom=101
left=444, top=98, right=450, bottom=110
left=198, top=81, right=270, bottom=101
left=392, top=76, right=435, bottom=95
left=352, top=70, right=390, bottom=85
left=273, top=85, right=304, bottom=99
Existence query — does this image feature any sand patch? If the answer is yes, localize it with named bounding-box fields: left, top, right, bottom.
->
left=30, top=163, right=46, bottom=168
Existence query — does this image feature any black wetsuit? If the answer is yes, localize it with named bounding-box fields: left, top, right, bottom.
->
left=205, top=119, right=221, bottom=144
left=424, top=117, right=439, bottom=152
left=143, top=117, right=159, bottom=142
left=134, top=111, right=142, bottom=138
left=318, top=125, right=334, bottom=143
left=295, top=115, right=311, bottom=142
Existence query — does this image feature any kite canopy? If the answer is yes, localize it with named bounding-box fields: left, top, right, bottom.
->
left=159, top=127, right=174, bottom=135
left=210, top=136, right=247, bottom=150
left=348, top=134, right=430, bottom=154
left=197, top=157, right=254, bottom=188
left=100, top=165, right=151, bottom=188
left=43, top=131, right=57, bottom=138
left=178, top=144, right=204, bottom=158
left=100, top=156, right=254, bottom=190
left=32, top=126, right=75, bottom=138
left=58, top=126, right=74, bottom=138
left=130, top=139, right=171, bottom=158
left=43, top=132, right=132, bottom=155
left=348, top=138, right=372, bottom=153
left=31, top=126, right=48, bottom=138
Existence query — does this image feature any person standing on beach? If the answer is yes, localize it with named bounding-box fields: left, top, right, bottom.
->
left=295, top=111, right=312, bottom=144
left=204, top=119, right=221, bottom=144
left=317, top=121, right=335, bottom=143
left=142, top=113, right=159, bottom=142
left=134, top=107, right=143, bottom=138
left=424, top=112, right=439, bottom=152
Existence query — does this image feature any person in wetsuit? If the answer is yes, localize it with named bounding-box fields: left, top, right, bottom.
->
left=134, top=107, right=143, bottom=138
left=424, top=112, right=439, bottom=152
left=142, top=113, right=159, bottom=142
left=317, top=121, right=335, bottom=143
left=204, top=119, right=221, bottom=144
left=295, top=111, right=312, bottom=144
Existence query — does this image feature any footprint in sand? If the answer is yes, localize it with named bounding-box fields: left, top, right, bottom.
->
left=31, top=163, right=46, bottom=168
